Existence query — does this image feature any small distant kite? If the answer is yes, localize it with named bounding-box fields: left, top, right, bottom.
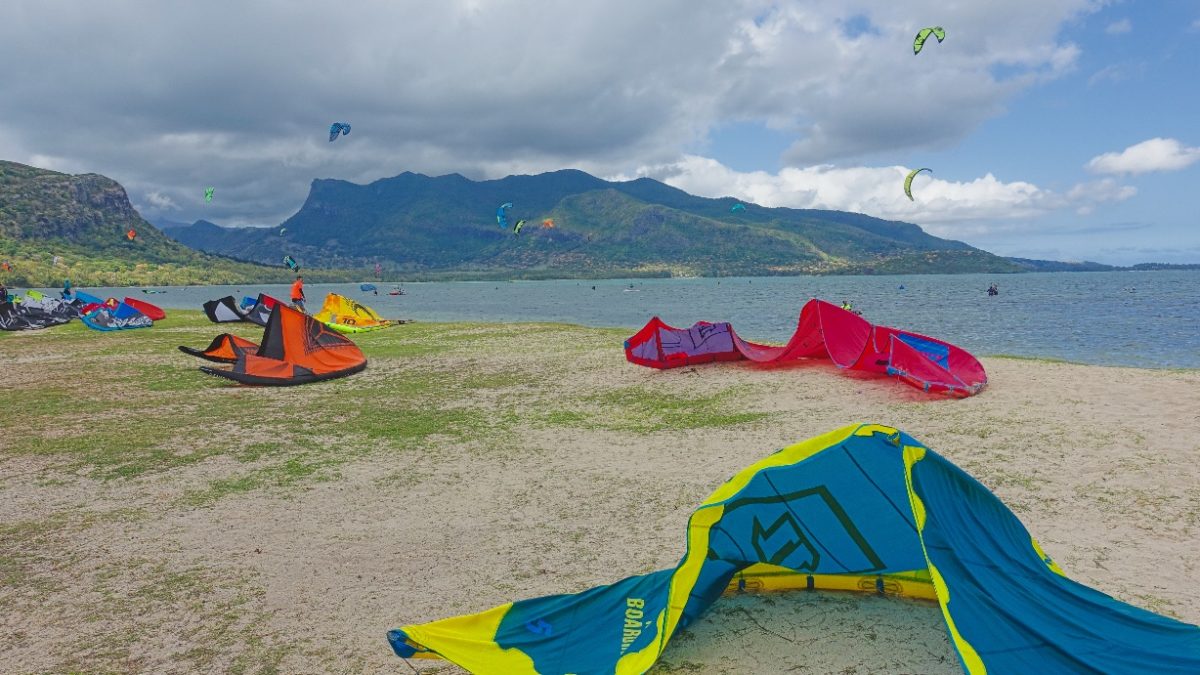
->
left=126, top=228, right=137, bottom=241
left=913, top=27, right=945, bottom=55
left=731, top=203, right=746, bottom=212
left=329, top=122, right=351, bottom=142
left=284, top=255, right=299, bottom=272
left=360, top=283, right=377, bottom=292
left=904, top=168, right=932, bottom=201
left=496, top=202, right=513, bottom=229
left=205, top=187, right=214, bottom=203
left=279, top=227, right=287, bottom=236
left=374, top=262, right=382, bottom=277
left=541, top=218, right=555, bottom=229
left=513, top=219, right=527, bottom=235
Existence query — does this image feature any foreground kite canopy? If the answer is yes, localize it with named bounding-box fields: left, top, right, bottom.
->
left=625, top=299, right=986, bottom=396
left=181, top=302, right=366, bottom=386
left=388, top=424, right=1200, bottom=674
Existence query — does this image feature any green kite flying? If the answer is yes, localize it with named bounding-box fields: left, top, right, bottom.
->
left=913, top=26, right=945, bottom=55
left=904, top=167, right=932, bottom=201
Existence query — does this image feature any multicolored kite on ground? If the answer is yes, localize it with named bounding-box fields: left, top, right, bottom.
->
left=388, top=424, right=1200, bottom=674
left=181, top=302, right=366, bottom=385
left=625, top=299, right=986, bottom=396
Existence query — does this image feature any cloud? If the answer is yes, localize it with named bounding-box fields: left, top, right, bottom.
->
left=141, top=191, right=179, bottom=211
left=620, top=154, right=1135, bottom=239
left=1105, top=18, right=1131, bottom=34
left=1085, top=138, right=1200, bottom=175
left=0, top=0, right=1105, bottom=225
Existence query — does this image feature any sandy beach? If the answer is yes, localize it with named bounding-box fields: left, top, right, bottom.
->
left=1, top=313, right=1197, bottom=674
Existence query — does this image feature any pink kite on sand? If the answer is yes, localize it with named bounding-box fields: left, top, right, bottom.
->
left=624, top=299, right=986, bottom=397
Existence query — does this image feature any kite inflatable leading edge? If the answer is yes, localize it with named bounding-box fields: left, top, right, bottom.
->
left=388, top=424, right=1200, bottom=674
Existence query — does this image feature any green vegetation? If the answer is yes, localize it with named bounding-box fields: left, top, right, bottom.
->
left=0, top=160, right=357, bottom=286
left=169, top=168, right=1024, bottom=278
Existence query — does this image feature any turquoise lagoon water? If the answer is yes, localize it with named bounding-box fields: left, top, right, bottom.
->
left=50, top=270, right=1199, bottom=369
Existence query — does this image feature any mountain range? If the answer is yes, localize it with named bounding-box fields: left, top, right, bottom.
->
left=165, top=169, right=1028, bottom=278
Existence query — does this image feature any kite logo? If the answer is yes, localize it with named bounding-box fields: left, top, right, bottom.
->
left=750, top=512, right=819, bottom=570
left=524, top=619, right=553, bottom=636
left=619, top=597, right=647, bottom=654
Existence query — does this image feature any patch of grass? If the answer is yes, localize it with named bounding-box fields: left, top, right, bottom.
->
left=558, top=385, right=773, bottom=433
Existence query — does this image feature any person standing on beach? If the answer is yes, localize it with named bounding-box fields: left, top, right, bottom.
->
left=291, top=275, right=306, bottom=313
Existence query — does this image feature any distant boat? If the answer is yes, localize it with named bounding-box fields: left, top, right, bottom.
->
left=388, top=287, right=406, bottom=296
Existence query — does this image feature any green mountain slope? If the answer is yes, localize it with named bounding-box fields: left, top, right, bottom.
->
left=0, top=161, right=347, bottom=286
left=171, top=169, right=1023, bottom=278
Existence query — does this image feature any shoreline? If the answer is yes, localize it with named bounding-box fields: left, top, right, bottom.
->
left=2, top=314, right=1197, bottom=673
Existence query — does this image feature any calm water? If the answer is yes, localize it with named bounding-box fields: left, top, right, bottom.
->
left=48, top=271, right=1199, bottom=369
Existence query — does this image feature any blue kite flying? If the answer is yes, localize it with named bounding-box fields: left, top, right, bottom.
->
left=329, top=122, right=352, bottom=142
left=496, top=202, right=513, bottom=229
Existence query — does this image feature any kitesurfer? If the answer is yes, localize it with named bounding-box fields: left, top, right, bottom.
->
left=291, top=275, right=307, bottom=313
left=987, top=283, right=999, bottom=296
left=61, top=278, right=72, bottom=300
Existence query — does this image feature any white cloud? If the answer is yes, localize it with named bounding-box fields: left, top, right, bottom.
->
left=141, top=191, right=179, bottom=211
left=1085, top=138, right=1200, bottom=175
left=0, top=0, right=1105, bottom=225
left=1105, top=18, right=1131, bottom=34
left=621, top=154, right=1135, bottom=239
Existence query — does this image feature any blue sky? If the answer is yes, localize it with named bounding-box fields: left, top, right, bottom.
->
left=693, top=1, right=1200, bottom=263
left=0, top=0, right=1197, bottom=265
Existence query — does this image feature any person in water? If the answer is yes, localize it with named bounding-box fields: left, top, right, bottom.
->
left=987, top=283, right=999, bottom=296
left=290, top=275, right=306, bottom=313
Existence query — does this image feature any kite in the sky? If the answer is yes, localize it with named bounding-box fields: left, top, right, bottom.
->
left=731, top=203, right=746, bottom=212
left=513, top=219, right=527, bottom=235
left=329, top=122, right=351, bottom=142
left=279, top=228, right=287, bottom=236
left=374, top=262, right=382, bottom=277
left=496, top=202, right=513, bottom=229
left=913, top=27, right=945, bottom=55
left=541, top=218, right=555, bottom=229
left=284, top=255, right=299, bottom=272
left=126, top=228, right=137, bottom=241
left=205, top=187, right=214, bottom=203
left=904, top=167, right=932, bottom=201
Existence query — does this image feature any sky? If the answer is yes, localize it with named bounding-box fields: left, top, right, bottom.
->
left=1, top=0, right=1197, bottom=265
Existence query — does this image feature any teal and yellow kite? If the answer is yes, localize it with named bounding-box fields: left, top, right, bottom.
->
left=388, top=424, right=1200, bottom=674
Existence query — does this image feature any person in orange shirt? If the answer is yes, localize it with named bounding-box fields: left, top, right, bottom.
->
left=290, top=275, right=306, bottom=313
